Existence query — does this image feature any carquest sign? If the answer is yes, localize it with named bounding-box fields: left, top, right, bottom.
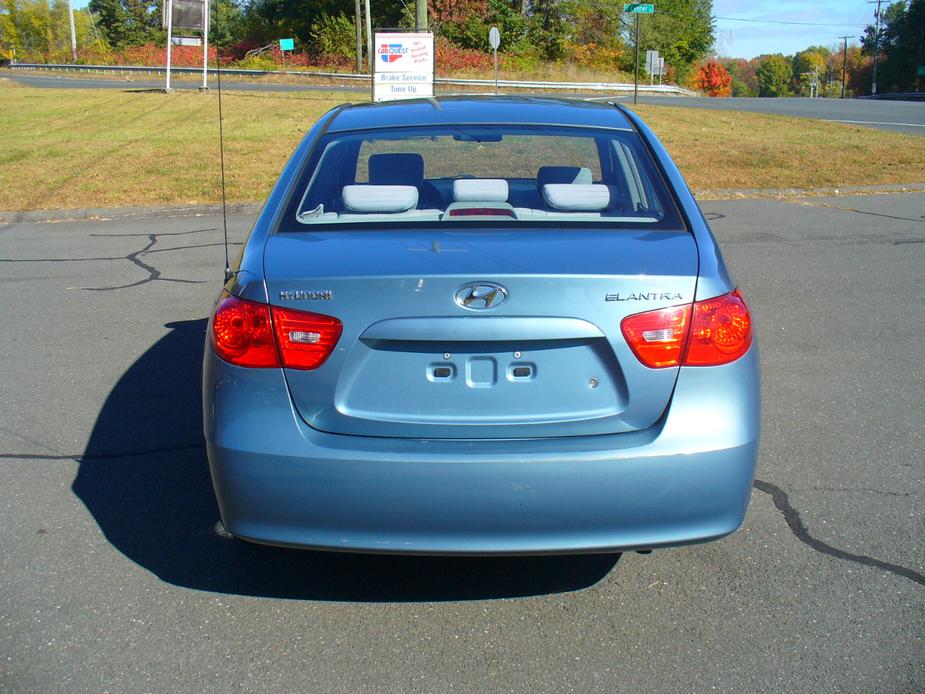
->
left=379, top=43, right=410, bottom=63
left=373, top=32, right=434, bottom=102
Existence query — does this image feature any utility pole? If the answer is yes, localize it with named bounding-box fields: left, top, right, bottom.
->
left=364, top=0, right=372, bottom=72
left=66, top=0, right=77, bottom=62
left=868, top=0, right=882, bottom=95
left=415, top=0, right=427, bottom=30
left=839, top=35, right=854, bottom=99
left=354, top=0, right=362, bottom=72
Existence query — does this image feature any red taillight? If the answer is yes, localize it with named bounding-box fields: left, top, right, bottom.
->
left=620, top=304, right=692, bottom=368
left=684, top=289, right=753, bottom=366
left=621, top=290, right=753, bottom=368
left=210, top=293, right=342, bottom=370
left=271, top=305, right=342, bottom=370
left=211, top=294, right=279, bottom=367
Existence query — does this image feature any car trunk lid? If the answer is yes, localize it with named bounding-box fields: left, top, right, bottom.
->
left=264, top=228, right=697, bottom=439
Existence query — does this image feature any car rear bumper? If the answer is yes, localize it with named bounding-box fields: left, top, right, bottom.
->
left=203, top=345, right=760, bottom=555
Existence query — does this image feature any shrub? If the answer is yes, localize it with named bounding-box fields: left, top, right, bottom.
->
left=310, top=13, right=356, bottom=62
left=112, top=44, right=217, bottom=68
left=563, top=42, right=624, bottom=70
left=435, top=36, right=493, bottom=73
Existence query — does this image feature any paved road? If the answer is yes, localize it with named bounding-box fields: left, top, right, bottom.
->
left=1, top=194, right=923, bottom=692
left=625, top=95, right=925, bottom=135
left=6, top=71, right=925, bottom=134
left=2, top=71, right=370, bottom=94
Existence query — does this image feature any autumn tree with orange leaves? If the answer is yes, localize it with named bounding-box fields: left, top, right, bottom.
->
left=694, top=60, right=732, bottom=97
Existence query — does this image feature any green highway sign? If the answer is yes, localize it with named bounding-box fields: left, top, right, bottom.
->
left=624, top=3, right=654, bottom=12
left=279, top=38, right=295, bottom=51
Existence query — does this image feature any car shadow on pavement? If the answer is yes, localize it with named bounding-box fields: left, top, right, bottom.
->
left=72, top=319, right=619, bottom=601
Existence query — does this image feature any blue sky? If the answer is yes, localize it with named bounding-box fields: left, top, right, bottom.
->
left=71, top=0, right=876, bottom=60
left=714, top=1, right=874, bottom=59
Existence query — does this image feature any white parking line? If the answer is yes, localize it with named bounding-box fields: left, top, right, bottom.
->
left=826, top=119, right=925, bottom=128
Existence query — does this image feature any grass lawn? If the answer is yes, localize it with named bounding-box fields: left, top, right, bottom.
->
left=2, top=79, right=924, bottom=211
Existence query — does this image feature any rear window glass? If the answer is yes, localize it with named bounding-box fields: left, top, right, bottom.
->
left=279, top=125, right=684, bottom=231
left=355, top=134, right=603, bottom=181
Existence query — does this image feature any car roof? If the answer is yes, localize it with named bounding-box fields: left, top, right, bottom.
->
left=326, top=95, right=635, bottom=133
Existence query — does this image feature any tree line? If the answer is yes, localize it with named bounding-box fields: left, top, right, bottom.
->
left=3, top=0, right=920, bottom=94
left=1, top=0, right=714, bottom=79
left=701, top=0, right=924, bottom=97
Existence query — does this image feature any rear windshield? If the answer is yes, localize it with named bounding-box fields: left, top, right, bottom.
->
left=279, top=124, right=685, bottom=231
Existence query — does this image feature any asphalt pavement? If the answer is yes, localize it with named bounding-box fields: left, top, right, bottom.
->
left=3, top=70, right=369, bottom=94
left=0, top=193, right=923, bottom=692
left=625, top=94, right=925, bottom=135
left=6, top=71, right=925, bottom=134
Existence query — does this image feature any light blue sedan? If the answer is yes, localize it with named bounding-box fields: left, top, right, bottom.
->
left=203, top=96, right=759, bottom=555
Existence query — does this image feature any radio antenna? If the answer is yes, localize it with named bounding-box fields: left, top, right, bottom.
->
left=214, top=31, right=232, bottom=282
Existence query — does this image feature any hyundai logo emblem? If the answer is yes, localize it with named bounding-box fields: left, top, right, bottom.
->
left=454, top=282, right=508, bottom=310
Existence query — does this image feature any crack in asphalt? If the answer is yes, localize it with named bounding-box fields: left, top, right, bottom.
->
left=0, top=442, right=203, bottom=462
left=752, top=479, right=924, bottom=587
left=790, top=199, right=925, bottom=224
left=802, top=485, right=918, bottom=498
left=0, top=227, right=224, bottom=291
left=0, top=255, right=127, bottom=262
left=1, top=442, right=921, bottom=587
left=81, top=228, right=217, bottom=291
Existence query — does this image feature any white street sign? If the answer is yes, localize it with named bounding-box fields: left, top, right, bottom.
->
left=489, top=27, right=500, bottom=51
left=373, top=32, right=434, bottom=102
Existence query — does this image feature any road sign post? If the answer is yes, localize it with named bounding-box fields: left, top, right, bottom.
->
left=200, top=0, right=209, bottom=91
left=279, top=38, right=294, bottom=70
left=165, top=0, right=174, bottom=91
left=624, top=4, right=654, bottom=105
left=645, top=49, right=658, bottom=84
left=162, top=0, right=207, bottom=92
left=489, top=27, right=500, bottom=94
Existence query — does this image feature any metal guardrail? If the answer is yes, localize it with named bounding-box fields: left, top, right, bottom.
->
left=7, top=62, right=698, bottom=96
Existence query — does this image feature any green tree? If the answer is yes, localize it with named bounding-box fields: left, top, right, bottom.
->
left=792, top=48, right=826, bottom=95
left=210, top=0, right=244, bottom=47
left=862, top=0, right=924, bottom=92
left=1, top=0, right=107, bottom=60
left=244, top=0, right=360, bottom=52
left=720, top=58, right=757, bottom=96
left=755, top=53, right=792, bottom=96
left=88, top=0, right=163, bottom=48
left=0, top=0, right=23, bottom=60
left=636, top=0, right=713, bottom=82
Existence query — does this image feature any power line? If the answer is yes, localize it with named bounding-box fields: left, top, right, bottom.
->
left=714, top=16, right=868, bottom=28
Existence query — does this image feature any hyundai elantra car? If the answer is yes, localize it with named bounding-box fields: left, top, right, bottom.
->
left=203, top=96, right=759, bottom=555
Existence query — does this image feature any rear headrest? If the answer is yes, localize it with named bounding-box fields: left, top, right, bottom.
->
left=542, top=184, right=612, bottom=211
left=368, top=153, right=424, bottom=186
left=536, top=166, right=592, bottom=188
left=453, top=179, right=509, bottom=202
left=342, top=185, right=418, bottom=213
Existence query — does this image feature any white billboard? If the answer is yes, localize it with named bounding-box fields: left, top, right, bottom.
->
left=373, top=32, right=434, bottom=102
